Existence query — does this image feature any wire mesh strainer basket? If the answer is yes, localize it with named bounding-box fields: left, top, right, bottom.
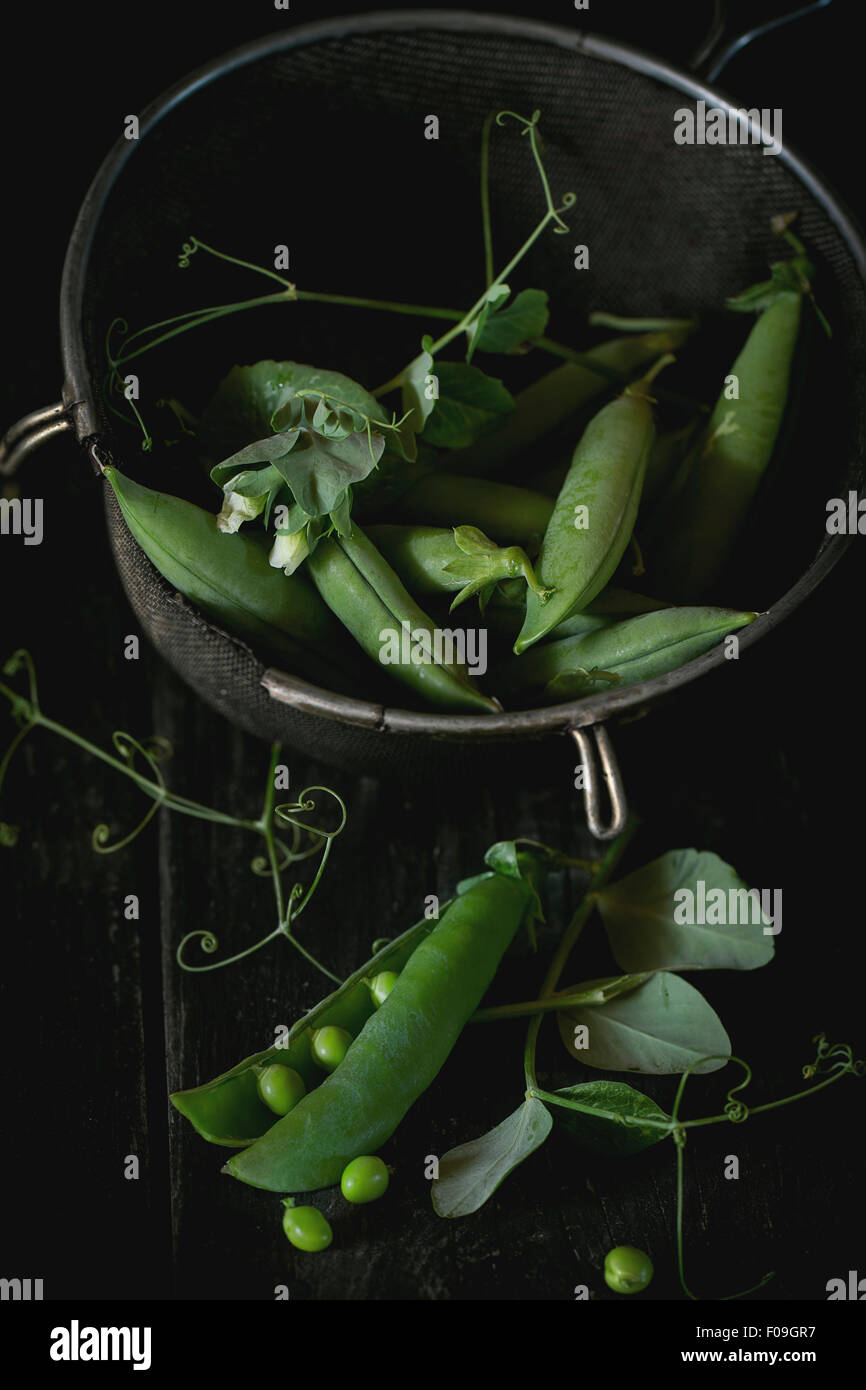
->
left=4, top=9, right=864, bottom=832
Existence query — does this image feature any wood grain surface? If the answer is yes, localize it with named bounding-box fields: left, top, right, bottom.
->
left=2, top=0, right=863, bottom=1304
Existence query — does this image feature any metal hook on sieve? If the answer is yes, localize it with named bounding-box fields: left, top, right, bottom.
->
left=569, top=725, right=628, bottom=842
left=0, top=403, right=73, bottom=478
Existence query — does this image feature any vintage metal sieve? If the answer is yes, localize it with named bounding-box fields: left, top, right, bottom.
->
left=3, top=5, right=863, bottom=835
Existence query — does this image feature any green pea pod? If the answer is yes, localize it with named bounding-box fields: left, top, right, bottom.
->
left=442, top=326, right=694, bottom=477
left=220, top=847, right=548, bottom=1192
left=515, top=356, right=674, bottom=653
left=392, top=473, right=553, bottom=551
left=650, top=238, right=817, bottom=599
left=497, top=606, right=756, bottom=701
left=365, top=524, right=551, bottom=611
left=171, top=910, right=450, bottom=1146
left=528, top=417, right=701, bottom=504
left=305, top=523, right=500, bottom=712
left=103, top=468, right=360, bottom=689
left=641, top=416, right=704, bottom=512
left=495, top=579, right=667, bottom=617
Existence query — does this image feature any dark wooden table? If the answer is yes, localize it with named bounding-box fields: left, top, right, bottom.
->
left=2, top=0, right=863, bottom=1305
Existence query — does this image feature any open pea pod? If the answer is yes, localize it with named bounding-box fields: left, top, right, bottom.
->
left=170, top=909, right=449, bottom=1147
left=192, top=845, right=549, bottom=1193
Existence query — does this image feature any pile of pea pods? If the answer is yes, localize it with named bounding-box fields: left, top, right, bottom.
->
left=106, top=219, right=819, bottom=714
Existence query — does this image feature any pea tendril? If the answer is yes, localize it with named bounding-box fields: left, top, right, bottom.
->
left=0, top=650, right=344, bottom=982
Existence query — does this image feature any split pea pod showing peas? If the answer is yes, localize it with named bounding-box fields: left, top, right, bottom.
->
left=515, top=355, right=674, bottom=653
left=103, top=467, right=359, bottom=690
left=221, top=850, right=547, bottom=1193
left=305, top=523, right=499, bottom=713
left=442, top=326, right=695, bottom=477
left=171, top=908, right=454, bottom=1147
left=496, top=606, right=757, bottom=702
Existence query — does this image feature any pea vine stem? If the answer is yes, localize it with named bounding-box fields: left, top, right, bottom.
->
left=30, top=708, right=258, bottom=831
left=523, top=816, right=639, bottom=1092
left=1, top=652, right=343, bottom=983
left=480, top=108, right=496, bottom=287
left=373, top=111, right=576, bottom=397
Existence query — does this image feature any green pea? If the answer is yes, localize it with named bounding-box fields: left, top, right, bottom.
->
left=341, top=1155, right=390, bottom=1204
left=604, top=1245, right=653, bottom=1294
left=281, top=1202, right=333, bottom=1252
left=257, top=1064, right=306, bottom=1116
left=369, top=971, right=400, bottom=1007
left=311, top=1025, right=354, bottom=1072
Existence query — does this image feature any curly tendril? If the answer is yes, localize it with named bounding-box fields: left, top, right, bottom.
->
left=494, top=109, right=576, bottom=234
left=0, top=652, right=42, bottom=820
left=2, top=657, right=345, bottom=981
left=104, top=317, right=130, bottom=371
left=3, top=648, right=40, bottom=716
left=250, top=825, right=318, bottom=877
left=175, top=925, right=287, bottom=974
left=803, top=1033, right=865, bottom=1079
left=275, top=786, right=348, bottom=841
left=91, top=730, right=170, bottom=854
left=178, top=238, right=200, bottom=269
left=178, top=929, right=219, bottom=960
left=724, top=1098, right=750, bottom=1123
left=723, top=1059, right=754, bottom=1123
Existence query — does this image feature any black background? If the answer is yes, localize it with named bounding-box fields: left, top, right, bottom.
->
left=1, top=0, right=864, bottom=1322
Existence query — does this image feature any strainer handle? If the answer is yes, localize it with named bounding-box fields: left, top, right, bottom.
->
left=0, top=403, right=72, bottom=477
left=690, top=0, right=833, bottom=82
left=569, top=724, right=628, bottom=842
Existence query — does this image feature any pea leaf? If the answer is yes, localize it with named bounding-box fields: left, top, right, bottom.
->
left=421, top=362, right=515, bottom=450
left=198, top=360, right=386, bottom=460
left=455, top=870, right=494, bottom=896
left=557, top=971, right=731, bottom=1075
left=465, top=282, right=511, bottom=363
left=214, top=426, right=385, bottom=522
left=553, top=1080, right=672, bottom=1155
left=476, top=288, right=550, bottom=354
left=596, top=850, right=776, bottom=973
left=400, top=350, right=436, bottom=444
left=431, top=1098, right=552, bottom=1218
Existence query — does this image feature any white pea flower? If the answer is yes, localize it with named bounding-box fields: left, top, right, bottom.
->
left=269, top=529, right=310, bottom=576
left=216, top=481, right=267, bottom=534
